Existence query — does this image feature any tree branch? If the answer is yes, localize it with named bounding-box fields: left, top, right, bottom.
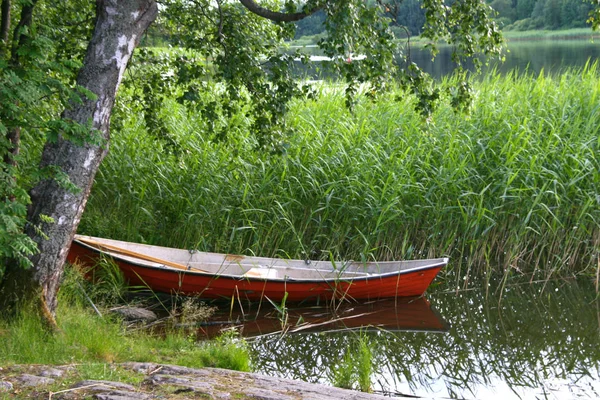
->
left=237, top=0, right=322, bottom=22
left=11, top=0, right=38, bottom=62
left=217, top=0, right=224, bottom=42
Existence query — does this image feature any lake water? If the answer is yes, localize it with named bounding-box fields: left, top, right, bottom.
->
left=409, top=38, right=600, bottom=78
left=293, top=38, right=600, bottom=78
left=202, top=279, right=600, bottom=399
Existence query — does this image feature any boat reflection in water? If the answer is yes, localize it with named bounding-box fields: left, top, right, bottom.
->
left=198, top=297, right=449, bottom=339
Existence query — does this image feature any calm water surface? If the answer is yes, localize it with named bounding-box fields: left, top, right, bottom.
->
left=294, top=38, right=600, bottom=78
left=408, top=38, right=600, bottom=78
left=206, top=279, right=600, bottom=399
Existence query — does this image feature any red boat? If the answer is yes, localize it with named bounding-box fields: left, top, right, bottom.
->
left=67, top=235, right=448, bottom=302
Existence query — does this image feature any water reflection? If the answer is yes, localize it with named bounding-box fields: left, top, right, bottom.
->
left=232, top=279, right=599, bottom=399
left=198, top=297, right=449, bottom=339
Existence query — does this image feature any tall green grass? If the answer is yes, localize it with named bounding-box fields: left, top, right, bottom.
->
left=0, top=267, right=251, bottom=369
left=0, top=301, right=251, bottom=369
left=80, top=65, right=600, bottom=281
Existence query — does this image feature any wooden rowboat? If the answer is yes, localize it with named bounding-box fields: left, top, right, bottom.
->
left=67, top=235, right=448, bottom=302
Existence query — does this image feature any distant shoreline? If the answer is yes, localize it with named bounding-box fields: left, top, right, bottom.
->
left=289, top=28, right=600, bottom=47
left=502, top=28, right=600, bottom=41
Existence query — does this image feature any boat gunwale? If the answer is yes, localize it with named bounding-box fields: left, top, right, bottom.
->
left=71, top=237, right=448, bottom=284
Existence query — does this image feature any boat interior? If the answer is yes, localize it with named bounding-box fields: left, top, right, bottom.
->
left=75, top=235, right=447, bottom=281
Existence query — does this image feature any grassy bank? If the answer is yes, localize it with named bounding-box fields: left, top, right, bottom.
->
left=0, top=268, right=251, bottom=370
left=79, top=66, right=600, bottom=281
left=0, top=307, right=249, bottom=368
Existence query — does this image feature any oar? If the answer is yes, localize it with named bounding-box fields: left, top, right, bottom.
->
left=75, top=236, right=208, bottom=272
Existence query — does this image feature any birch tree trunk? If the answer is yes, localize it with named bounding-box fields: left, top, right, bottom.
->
left=0, top=0, right=157, bottom=323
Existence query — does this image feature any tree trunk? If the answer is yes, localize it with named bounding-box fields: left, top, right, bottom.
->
left=0, top=0, right=10, bottom=51
left=0, top=0, right=157, bottom=323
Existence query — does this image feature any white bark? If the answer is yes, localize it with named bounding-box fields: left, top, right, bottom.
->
left=15, top=0, right=158, bottom=315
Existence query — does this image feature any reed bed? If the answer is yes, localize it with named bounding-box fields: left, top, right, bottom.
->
left=81, top=65, right=600, bottom=282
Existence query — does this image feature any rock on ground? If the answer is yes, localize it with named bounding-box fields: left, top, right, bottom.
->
left=1, top=362, right=409, bottom=399
left=109, top=307, right=158, bottom=323
left=0, top=380, right=13, bottom=392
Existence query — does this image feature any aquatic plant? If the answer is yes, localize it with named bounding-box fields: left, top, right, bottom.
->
left=356, top=333, right=374, bottom=392
left=265, top=292, right=289, bottom=331
left=332, top=350, right=355, bottom=390
left=80, top=65, right=600, bottom=281
left=329, top=331, right=374, bottom=392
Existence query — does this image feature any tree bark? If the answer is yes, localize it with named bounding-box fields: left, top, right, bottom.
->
left=0, top=0, right=157, bottom=322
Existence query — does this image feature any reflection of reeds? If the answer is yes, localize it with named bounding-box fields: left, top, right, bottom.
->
left=83, top=65, right=600, bottom=279
left=200, top=296, right=448, bottom=342
left=248, top=279, right=599, bottom=397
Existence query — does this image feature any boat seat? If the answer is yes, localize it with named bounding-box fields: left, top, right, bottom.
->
left=242, top=267, right=278, bottom=279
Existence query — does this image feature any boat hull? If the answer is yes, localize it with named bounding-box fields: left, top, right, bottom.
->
left=67, top=236, right=446, bottom=302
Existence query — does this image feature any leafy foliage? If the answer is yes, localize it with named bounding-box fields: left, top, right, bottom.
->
left=124, top=0, right=504, bottom=160
left=129, top=0, right=318, bottom=152
left=319, top=0, right=396, bottom=104
left=588, top=0, right=600, bottom=30
left=0, top=178, right=35, bottom=269
left=0, top=0, right=94, bottom=273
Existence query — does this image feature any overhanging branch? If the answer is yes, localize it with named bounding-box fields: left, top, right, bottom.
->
left=238, top=0, right=323, bottom=22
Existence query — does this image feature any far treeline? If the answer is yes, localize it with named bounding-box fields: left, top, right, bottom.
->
left=294, top=0, right=597, bottom=38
